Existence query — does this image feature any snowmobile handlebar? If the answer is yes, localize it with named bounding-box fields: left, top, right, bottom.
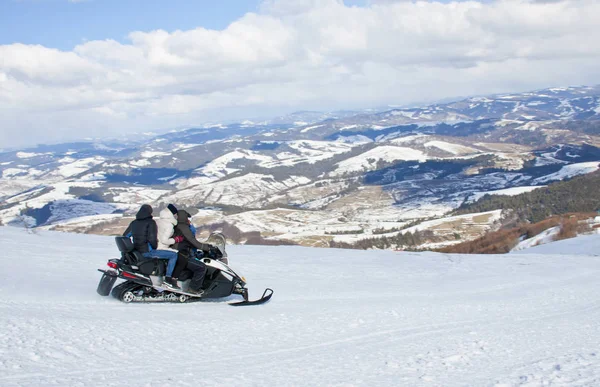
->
left=194, top=246, right=222, bottom=259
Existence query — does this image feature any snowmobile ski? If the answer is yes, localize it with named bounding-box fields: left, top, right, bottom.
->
left=229, top=288, right=273, bottom=306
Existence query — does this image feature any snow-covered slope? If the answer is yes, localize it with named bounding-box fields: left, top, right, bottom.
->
left=510, top=226, right=562, bottom=253
left=331, top=146, right=427, bottom=176
left=167, top=173, right=312, bottom=208
left=512, top=231, right=600, bottom=255
left=1, top=226, right=600, bottom=386
left=533, top=161, right=600, bottom=184
left=467, top=186, right=545, bottom=203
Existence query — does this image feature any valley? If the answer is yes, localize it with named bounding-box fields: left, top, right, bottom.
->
left=2, top=85, right=600, bottom=250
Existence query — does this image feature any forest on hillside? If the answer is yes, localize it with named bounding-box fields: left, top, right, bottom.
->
left=455, top=170, right=600, bottom=223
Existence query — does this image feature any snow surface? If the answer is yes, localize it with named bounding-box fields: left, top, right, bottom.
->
left=129, top=158, right=151, bottom=167
left=56, top=156, right=105, bottom=178
left=167, top=173, right=312, bottom=207
left=389, top=134, right=430, bottom=144
left=401, top=210, right=503, bottom=234
left=0, top=182, right=105, bottom=225
left=423, top=141, right=477, bottom=155
left=390, top=110, right=416, bottom=119
left=1, top=168, right=28, bottom=178
left=533, top=161, right=600, bottom=184
left=2, top=226, right=600, bottom=386
left=331, top=146, right=427, bottom=176
left=43, top=199, right=119, bottom=225
left=511, top=226, right=561, bottom=252
left=197, top=149, right=273, bottom=180
left=140, top=151, right=170, bottom=158
left=285, top=140, right=353, bottom=163
left=15, top=152, right=43, bottom=159
left=300, top=124, right=325, bottom=133
left=173, top=143, right=202, bottom=152
left=197, top=141, right=354, bottom=169
left=512, top=231, right=600, bottom=256
left=108, top=187, right=171, bottom=207
left=468, top=186, right=544, bottom=203
left=40, top=213, right=124, bottom=228
left=514, top=122, right=539, bottom=131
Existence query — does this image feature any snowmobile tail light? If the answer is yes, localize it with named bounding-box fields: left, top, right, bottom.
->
left=107, top=261, right=118, bottom=269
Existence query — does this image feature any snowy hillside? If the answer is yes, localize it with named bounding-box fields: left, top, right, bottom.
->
left=1, top=226, right=600, bottom=386
left=2, top=85, right=600, bottom=249
left=512, top=232, right=600, bottom=256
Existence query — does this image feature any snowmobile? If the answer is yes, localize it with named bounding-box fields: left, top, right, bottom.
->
left=96, top=233, right=273, bottom=306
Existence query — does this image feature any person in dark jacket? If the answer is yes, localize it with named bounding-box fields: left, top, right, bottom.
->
left=122, top=204, right=158, bottom=257
left=170, top=209, right=216, bottom=295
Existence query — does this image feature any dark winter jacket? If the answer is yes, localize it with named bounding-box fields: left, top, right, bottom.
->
left=172, top=210, right=212, bottom=253
left=122, top=204, right=158, bottom=253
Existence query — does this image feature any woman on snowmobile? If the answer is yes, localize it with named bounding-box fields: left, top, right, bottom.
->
left=154, top=204, right=183, bottom=289
left=171, top=209, right=220, bottom=295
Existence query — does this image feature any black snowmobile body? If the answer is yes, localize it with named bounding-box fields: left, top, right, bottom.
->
left=97, top=234, right=272, bottom=306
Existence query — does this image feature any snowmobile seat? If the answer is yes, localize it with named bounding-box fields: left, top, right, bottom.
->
left=115, top=236, right=134, bottom=253
left=114, top=236, right=145, bottom=265
left=114, top=237, right=166, bottom=274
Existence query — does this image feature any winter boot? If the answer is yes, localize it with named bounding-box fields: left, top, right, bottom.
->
left=164, top=277, right=180, bottom=290
left=186, top=288, right=204, bottom=296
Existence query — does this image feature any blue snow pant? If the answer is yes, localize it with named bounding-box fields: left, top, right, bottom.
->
left=144, top=250, right=178, bottom=277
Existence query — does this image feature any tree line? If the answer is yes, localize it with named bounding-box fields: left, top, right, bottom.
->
left=455, top=170, right=600, bottom=223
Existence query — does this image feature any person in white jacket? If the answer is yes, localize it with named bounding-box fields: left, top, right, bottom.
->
left=151, top=204, right=183, bottom=288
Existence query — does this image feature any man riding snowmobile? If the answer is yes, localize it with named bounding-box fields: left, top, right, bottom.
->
left=169, top=209, right=221, bottom=295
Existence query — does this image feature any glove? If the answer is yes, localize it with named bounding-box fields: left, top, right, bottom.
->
left=173, top=235, right=184, bottom=243
left=208, top=246, right=223, bottom=259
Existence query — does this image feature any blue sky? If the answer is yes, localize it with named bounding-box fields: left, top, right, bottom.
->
left=0, top=0, right=481, bottom=50
left=0, top=0, right=264, bottom=50
left=1, top=0, right=598, bottom=148
left=0, top=0, right=376, bottom=50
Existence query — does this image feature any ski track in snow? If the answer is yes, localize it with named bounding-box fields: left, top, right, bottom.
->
left=1, top=227, right=600, bottom=386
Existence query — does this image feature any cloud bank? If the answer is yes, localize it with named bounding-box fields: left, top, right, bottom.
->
left=1, top=0, right=599, bottom=148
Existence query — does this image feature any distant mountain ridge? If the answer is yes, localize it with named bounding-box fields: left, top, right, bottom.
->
left=1, top=85, right=600, bottom=249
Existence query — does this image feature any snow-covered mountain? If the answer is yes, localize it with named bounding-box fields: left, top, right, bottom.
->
left=1, top=226, right=599, bottom=386
left=2, top=85, right=600, bottom=249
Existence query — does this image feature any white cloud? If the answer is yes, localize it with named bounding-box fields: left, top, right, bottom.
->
left=1, top=0, right=600, bottom=148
